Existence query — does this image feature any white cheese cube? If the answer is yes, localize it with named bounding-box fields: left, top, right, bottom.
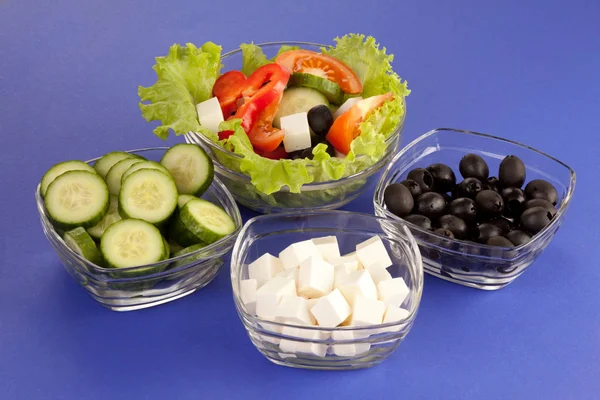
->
left=240, top=279, right=258, bottom=315
left=311, top=235, right=341, bottom=264
left=338, top=270, right=378, bottom=307
left=275, top=295, right=316, bottom=325
left=276, top=266, right=299, bottom=283
left=306, top=298, right=319, bottom=310
left=339, top=252, right=363, bottom=269
left=356, top=236, right=393, bottom=270
left=258, top=318, right=282, bottom=344
left=333, top=264, right=354, bottom=289
left=349, top=295, right=386, bottom=326
left=331, top=330, right=355, bottom=357
left=381, top=305, right=410, bottom=333
left=281, top=112, right=311, bottom=153
left=298, top=256, right=334, bottom=298
left=334, top=97, right=362, bottom=119
left=248, top=253, right=283, bottom=288
left=367, top=265, right=392, bottom=285
left=377, top=277, right=410, bottom=307
left=255, top=276, right=297, bottom=318
left=309, top=289, right=351, bottom=327
left=195, top=97, right=224, bottom=134
left=279, top=326, right=327, bottom=357
left=279, top=239, right=319, bottom=270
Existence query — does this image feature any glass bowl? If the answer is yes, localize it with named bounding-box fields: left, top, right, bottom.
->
left=230, top=211, right=423, bottom=370
left=36, top=147, right=243, bottom=311
left=374, top=128, right=576, bottom=290
left=184, top=42, right=406, bottom=214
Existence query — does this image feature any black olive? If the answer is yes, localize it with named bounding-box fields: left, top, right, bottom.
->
left=400, top=179, right=422, bottom=198
left=524, top=198, right=557, bottom=217
left=501, top=187, right=526, bottom=218
left=404, top=214, right=432, bottom=230
left=449, top=197, right=477, bottom=222
left=438, top=215, right=468, bottom=239
left=524, top=179, right=559, bottom=205
left=506, top=230, right=532, bottom=246
left=289, top=148, right=314, bottom=160
left=407, top=168, right=434, bottom=192
left=427, top=163, right=456, bottom=193
left=309, top=132, right=321, bottom=147
left=415, top=192, right=446, bottom=219
left=384, top=184, right=414, bottom=218
left=498, top=155, right=526, bottom=188
left=455, top=177, right=483, bottom=199
left=433, top=228, right=455, bottom=239
left=520, top=206, right=553, bottom=235
left=486, top=236, right=515, bottom=247
left=459, top=153, right=489, bottom=181
left=488, top=217, right=513, bottom=235
left=442, top=193, right=453, bottom=205
left=475, top=190, right=504, bottom=219
left=472, top=223, right=503, bottom=243
left=307, top=105, right=334, bottom=137
left=485, top=176, right=501, bottom=192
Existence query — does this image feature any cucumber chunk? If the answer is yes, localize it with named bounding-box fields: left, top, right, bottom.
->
left=274, top=87, right=329, bottom=128
left=40, top=160, right=97, bottom=198
left=93, top=151, right=144, bottom=179
left=106, top=158, right=145, bottom=195
left=121, top=161, right=170, bottom=183
left=86, top=194, right=121, bottom=240
left=170, top=243, right=207, bottom=270
left=179, top=199, right=236, bottom=244
left=167, top=239, right=185, bottom=255
left=119, top=169, right=178, bottom=226
left=168, top=212, right=205, bottom=247
left=64, top=227, right=104, bottom=266
left=177, top=194, right=198, bottom=209
left=45, top=170, right=109, bottom=230
left=288, top=73, right=344, bottom=105
left=160, top=144, right=214, bottom=196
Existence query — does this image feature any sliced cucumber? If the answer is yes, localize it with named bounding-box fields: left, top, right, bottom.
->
left=64, top=227, right=104, bottom=266
left=274, top=87, right=329, bottom=128
left=168, top=212, right=205, bottom=247
left=40, top=160, right=97, bottom=198
left=119, top=168, right=178, bottom=226
left=106, top=158, right=145, bottom=195
left=162, top=235, right=171, bottom=259
left=170, top=243, right=207, bottom=270
left=93, top=151, right=144, bottom=179
left=168, top=239, right=185, bottom=255
left=288, top=72, right=344, bottom=105
left=86, top=194, right=121, bottom=240
left=100, top=219, right=167, bottom=271
left=160, top=144, right=214, bottom=196
left=45, top=170, right=109, bottom=230
left=179, top=199, right=236, bottom=244
left=177, top=194, right=198, bottom=209
left=121, top=161, right=170, bottom=183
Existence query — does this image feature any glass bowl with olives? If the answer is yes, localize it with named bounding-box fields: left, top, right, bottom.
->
left=373, top=128, right=576, bottom=290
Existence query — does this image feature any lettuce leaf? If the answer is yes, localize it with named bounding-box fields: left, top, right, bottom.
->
left=240, top=43, right=301, bottom=76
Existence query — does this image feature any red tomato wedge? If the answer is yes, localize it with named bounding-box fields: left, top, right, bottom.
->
left=275, top=50, right=363, bottom=94
left=326, top=93, right=394, bottom=155
left=246, top=92, right=285, bottom=152
left=213, top=70, right=247, bottom=117
left=255, top=145, right=288, bottom=160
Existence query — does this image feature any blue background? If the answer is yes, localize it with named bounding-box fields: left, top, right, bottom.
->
left=1, top=0, right=599, bottom=398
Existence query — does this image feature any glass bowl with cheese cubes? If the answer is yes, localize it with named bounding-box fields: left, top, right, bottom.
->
left=230, top=211, right=423, bottom=370
left=184, top=41, right=407, bottom=214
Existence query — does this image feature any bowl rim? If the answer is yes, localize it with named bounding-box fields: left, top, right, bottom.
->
left=230, top=210, right=424, bottom=334
left=36, top=146, right=243, bottom=278
left=374, top=127, right=577, bottom=255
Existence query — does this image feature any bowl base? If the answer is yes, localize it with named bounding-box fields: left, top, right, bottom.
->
left=423, top=266, right=520, bottom=290
left=233, top=192, right=363, bottom=214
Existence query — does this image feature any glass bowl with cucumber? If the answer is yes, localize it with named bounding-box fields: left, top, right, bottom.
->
left=138, top=34, right=410, bottom=213
left=36, top=145, right=242, bottom=311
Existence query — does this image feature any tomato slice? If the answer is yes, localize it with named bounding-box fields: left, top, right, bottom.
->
left=247, top=93, right=285, bottom=152
left=325, top=93, right=394, bottom=155
left=275, top=50, right=363, bottom=94
left=213, top=71, right=247, bottom=117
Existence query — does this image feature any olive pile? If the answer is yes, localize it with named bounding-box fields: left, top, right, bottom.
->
left=384, top=154, right=560, bottom=247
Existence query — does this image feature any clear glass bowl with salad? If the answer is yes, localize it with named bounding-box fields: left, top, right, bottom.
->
left=138, top=34, right=409, bottom=213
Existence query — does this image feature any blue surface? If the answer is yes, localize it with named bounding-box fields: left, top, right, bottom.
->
left=1, top=0, right=599, bottom=398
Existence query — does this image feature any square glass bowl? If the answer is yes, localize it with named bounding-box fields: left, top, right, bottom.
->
left=36, top=147, right=242, bottom=311
left=374, top=128, right=576, bottom=290
left=185, top=42, right=406, bottom=214
left=230, top=211, right=423, bottom=370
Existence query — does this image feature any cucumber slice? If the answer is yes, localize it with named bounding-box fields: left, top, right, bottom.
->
left=64, top=227, right=104, bottom=266
left=162, top=235, right=171, bottom=259
left=160, top=144, right=214, bottom=196
left=170, top=243, right=207, bottom=270
left=274, top=87, right=329, bottom=128
left=288, top=73, right=344, bottom=105
left=177, top=194, right=198, bottom=209
left=86, top=194, right=121, bottom=240
left=119, top=169, right=178, bottom=226
left=106, top=158, right=145, bottom=195
left=40, top=160, right=97, bottom=198
left=121, top=161, right=170, bottom=183
left=100, top=219, right=167, bottom=270
left=179, top=199, right=236, bottom=244
left=168, top=212, right=205, bottom=247
left=45, top=170, right=109, bottom=230
left=93, top=151, right=144, bottom=179
left=167, top=239, right=185, bottom=255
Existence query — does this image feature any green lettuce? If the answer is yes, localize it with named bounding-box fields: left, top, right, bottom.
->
left=240, top=43, right=300, bottom=75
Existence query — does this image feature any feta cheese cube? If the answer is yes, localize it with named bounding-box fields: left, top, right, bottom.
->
left=240, top=279, right=257, bottom=315
left=195, top=97, right=224, bottom=134
left=333, top=97, right=362, bottom=119
left=281, top=112, right=311, bottom=153
left=276, top=266, right=299, bottom=283
left=349, top=295, right=386, bottom=326
left=279, top=239, right=319, bottom=270
left=311, top=235, right=341, bottom=264
left=306, top=298, right=319, bottom=310
left=356, top=236, right=393, bottom=270
left=255, top=276, right=297, bottom=318
left=330, top=330, right=371, bottom=357
left=248, top=253, right=283, bottom=288
left=298, top=256, right=334, bottom=298
left=377, top=277, right=410, bottom=307
left=338, top=270, right=378, bottom=307
left=381, top=305, right=410, bottom=333
left=333, top=264, right=354, bottom=289
left=279, top=326, right=327, bottom=357
left=310, top=289, right=352, bottom=327
left=367, top=265, right=392, bottom=285
left=339, top=252, right=363, bottom=269
left=275, top=295, right=316, bottom=325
